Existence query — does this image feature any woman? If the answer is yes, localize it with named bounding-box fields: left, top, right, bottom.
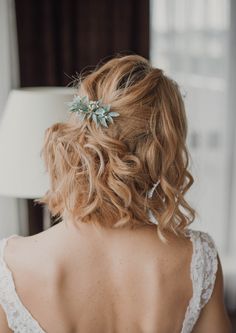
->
left=0, top=55, right=231, bottom=332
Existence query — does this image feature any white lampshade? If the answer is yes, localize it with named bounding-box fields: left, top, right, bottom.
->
left=0, top=87, right=74, bottom=198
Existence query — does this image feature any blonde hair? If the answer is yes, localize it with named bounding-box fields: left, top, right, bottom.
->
left=37, top=55, right=195, bottom=238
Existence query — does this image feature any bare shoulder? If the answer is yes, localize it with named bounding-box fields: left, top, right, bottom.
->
left=4, top=234, right=40, bottom=269
left=143, top=225, right=193, bottom=257
left=132, top=226, right=194, bottom=288
left=3, top=231, right=58, bottom=293
left=192, top=255, right=232, bottom=333
left=4, top=225, right=59, bottom=263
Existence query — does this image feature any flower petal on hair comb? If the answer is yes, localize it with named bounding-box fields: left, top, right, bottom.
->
left=67, top=95, right=119, bottom=128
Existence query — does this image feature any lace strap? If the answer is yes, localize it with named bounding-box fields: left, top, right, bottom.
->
left=198, top=231, right=218, bottom=308
left=0, top=236, right=46, bottom=333
left=181, top=230, right=218, bottom=333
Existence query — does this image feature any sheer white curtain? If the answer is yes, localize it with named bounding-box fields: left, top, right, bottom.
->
left=151, top=0, right=231, bottom=250
left=150, top=0, right=236, bottom=309
left=0, top=0, right=20, bottom=237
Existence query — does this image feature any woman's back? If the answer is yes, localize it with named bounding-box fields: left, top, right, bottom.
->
left=0, top=221, right=193, bottom=333
left=0, top=220, right=228, bottom=333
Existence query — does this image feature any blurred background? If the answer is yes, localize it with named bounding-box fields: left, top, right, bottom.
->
left=0, top=0, right=235, bottom=329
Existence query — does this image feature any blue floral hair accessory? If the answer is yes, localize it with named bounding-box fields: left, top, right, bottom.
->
left=67, top=95, right=120, bottom=128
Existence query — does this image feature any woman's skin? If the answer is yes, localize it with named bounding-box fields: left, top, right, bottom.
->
left=0, top=220, right=232, bottom=333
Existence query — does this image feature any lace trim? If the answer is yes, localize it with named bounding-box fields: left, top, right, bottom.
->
left=0, top=235, right=46, bottom=333
left=181, top=230, right=218, bottom=333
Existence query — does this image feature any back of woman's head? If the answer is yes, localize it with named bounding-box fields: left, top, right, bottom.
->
left=38, top=54, right=195, bottom=238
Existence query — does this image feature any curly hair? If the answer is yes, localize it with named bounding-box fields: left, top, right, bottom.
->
left=37, top=55, right=195, bottom=239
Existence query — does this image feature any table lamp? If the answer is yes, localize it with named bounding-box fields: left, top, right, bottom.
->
left=0, top=87, right=74, bottom=234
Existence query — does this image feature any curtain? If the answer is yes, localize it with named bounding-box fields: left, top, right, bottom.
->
left=0, top=0, right=21, bottom=238
left=15, top=0, right=149, bottom=87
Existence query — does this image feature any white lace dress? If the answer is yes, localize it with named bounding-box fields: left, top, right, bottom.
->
left=0, top=229, right=218, bottom=333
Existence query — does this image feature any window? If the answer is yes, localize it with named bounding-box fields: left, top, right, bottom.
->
left=150, top=0, right=231, bottom=254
